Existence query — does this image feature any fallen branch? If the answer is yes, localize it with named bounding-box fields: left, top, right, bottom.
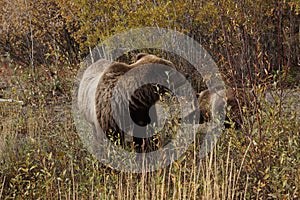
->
left=0, top=98, right=24, bottom=105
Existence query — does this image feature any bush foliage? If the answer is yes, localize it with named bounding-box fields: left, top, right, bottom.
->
left=0, top=0, right=300, bottom=199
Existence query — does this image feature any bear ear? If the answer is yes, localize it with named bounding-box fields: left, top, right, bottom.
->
left=136, top=53, right=148, bottom=61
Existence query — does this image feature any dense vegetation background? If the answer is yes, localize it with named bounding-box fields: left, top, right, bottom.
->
left=0, top=0, right=299, bottom=199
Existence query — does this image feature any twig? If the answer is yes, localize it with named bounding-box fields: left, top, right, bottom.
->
left=0, top=176, right=5, bottom=199
left=0, top=98, right=24, bottom=105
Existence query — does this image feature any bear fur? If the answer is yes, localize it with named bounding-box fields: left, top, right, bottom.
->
left=78, top=53, right=175, bottom=153
left=77, top=59, right=112, bottom=126
left=196, top=87, right=255, bottom=128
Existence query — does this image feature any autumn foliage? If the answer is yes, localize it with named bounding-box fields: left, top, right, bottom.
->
left=0, top=0, right=300, bottom=199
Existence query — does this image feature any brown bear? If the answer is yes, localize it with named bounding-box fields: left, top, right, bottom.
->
left=196, top=87, right=256, bottom=129
left=78, top=53, right=176, bottom=153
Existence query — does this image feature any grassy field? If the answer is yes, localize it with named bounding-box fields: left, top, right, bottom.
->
left=0, top=0, right=299, bottom=199
left=0, top=64, right=299, bottom=199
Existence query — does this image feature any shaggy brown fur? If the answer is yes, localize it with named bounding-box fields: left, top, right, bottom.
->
left=77, top=59, right=112, bottom=125
left=197, top=87, right=255, bottom=128
left=94, top=53, right=174, bottom=152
